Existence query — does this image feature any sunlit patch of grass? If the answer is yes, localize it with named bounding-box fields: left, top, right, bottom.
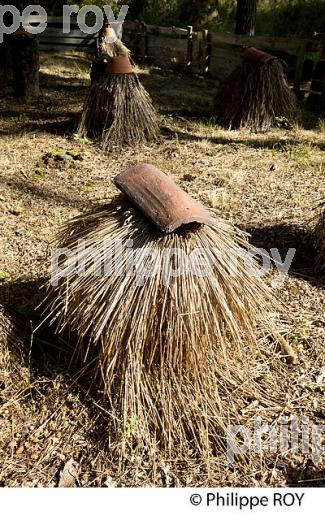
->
left=191, top=117, right=221, bottom=136
left=0, top=270, right=11, bottom=282
left=286, top=143, right=324, bottom=176
left=134, top=64, right=152, bottom=75
left=159, top=113, right=174, bottom=125
left=84, top=179, right=96, bottom=190
left=315, top=163, right=325, bottom=176
left=286, top=316, right=311, bottom=345
left=274, top=115, right=292, bottom=129
left=40, top=51, right=91, bottom=81
left=318, top=118, right=325, bottom=133
left=193, top=138, right=214, bottom=151
left=206, top=191, right=240, bottom=214
left=287, top=144, right=314, bottom=165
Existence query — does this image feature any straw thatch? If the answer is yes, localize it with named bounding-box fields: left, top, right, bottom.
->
left=215, top=57, right=296, bottom=132
left=99, top=37, right=130, bottom=59
left=42, top=196, right=281, bottom=473
left=78, top=73, right=159, bottom=151
left=79, top=28, right=159, bottom=150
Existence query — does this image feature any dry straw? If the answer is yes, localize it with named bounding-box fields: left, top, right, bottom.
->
left=215, top=48, right=296, bottom=132
left=99, top=33, right=131, bottom=60
left=42, top=187, right=282, bottom=477
left=78, top=31, right=159, bottom=151
left=78, top=73, right=159, bottom=151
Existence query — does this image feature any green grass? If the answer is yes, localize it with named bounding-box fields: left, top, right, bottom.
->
left=318, top=119, right=325, bottom=133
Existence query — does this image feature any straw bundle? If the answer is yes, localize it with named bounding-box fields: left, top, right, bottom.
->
left=78, top=71, right=159, bottom=150
left=79, top=28, right=159, bottom=151
left=99, top=35, right=130, bottom=60
left=42, top=165, right=279, bottom=476
left=215, top=47, right=296, bottom=132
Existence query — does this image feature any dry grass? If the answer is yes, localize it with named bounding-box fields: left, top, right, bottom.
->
left=215, top=59, right=296, bottom=132
left=0, top=51, right=324, bottom=487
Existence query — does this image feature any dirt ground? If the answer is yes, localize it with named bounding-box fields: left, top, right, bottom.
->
left=0, top=52, right=324, bottom=487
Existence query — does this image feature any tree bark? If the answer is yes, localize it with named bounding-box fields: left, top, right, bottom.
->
left=0, top=37, right=12, bottom=80
left=9, top=30, right=39, bottom=99
left=6, top=1, right=40, bottom=99
left=235, top=0, right=257, bottom=36
left=0, top=13, right=14, bottom=81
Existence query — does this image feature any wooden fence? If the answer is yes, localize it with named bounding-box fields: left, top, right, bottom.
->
left=37, top=17, right=324, bottom=93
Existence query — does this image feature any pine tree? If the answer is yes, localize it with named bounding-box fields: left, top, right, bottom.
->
left=235, top=0, right=257, bottom=36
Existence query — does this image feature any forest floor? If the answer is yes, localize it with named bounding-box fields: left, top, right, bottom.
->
left=0, top=52, right=324, bottom=487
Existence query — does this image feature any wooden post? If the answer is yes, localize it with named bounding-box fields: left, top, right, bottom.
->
left=294, top=41, right=306, bottom=96
left=197, top=30, right=208, bottom=75
left=308, top=41, right=325, bottom=110
left=201, top=29, right=209, bottom=75
left=205, top=31, right=212, bottom=76
left=0, top=11, right=14, bottom=84
left=9, top=28, right=39, bottom=99
left=197, top=31, right=202, bottom=74
left=0, top=36, right=12, bottom=82
left=186, top=25, right=193, bottom=73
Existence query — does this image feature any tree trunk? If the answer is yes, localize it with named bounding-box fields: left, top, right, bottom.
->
left=235, top=0, right=257, bottom=36
left=0, top=13, right=14, bottom=82
left=6, top=0, right=40, bottom=98
left=9, top=30, right=39, bottom=99
left=0, top=37, right=12, bottom=80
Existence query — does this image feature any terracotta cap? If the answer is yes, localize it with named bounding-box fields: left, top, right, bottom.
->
left=242, top=47, right=277, bottom=63
left=106, top=55, right=133, bottom=74
left=114, top=163, right=216, bottom=233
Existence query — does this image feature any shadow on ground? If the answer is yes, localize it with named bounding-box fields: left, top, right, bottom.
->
left=0, top=276, right=112, bottom=470
left=245, top=223, right=324, bottom=289
left=0, top=176, right=87, bottom=209
left=0, top=105, right=78, bottom=137
left=161, top=124, right=325, bottom=151
left=39, top=71, right=88, bottom=93
left=286, top=464, right=325, bottom=487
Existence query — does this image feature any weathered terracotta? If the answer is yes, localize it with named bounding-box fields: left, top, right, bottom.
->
left=114, top=163, right=216, bottom=233
left=242, top=47, right=277, bottom=63
left=106, top=55, right=133, bottom=74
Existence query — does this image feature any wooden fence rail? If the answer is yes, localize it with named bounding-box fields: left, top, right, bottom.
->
left=36, top=17, right=324, bottom=93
